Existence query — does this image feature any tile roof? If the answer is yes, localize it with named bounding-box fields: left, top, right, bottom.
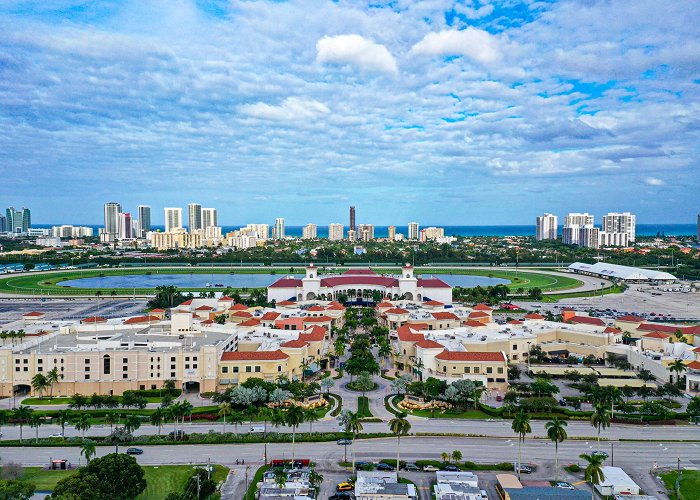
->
left=231, top=311, right=253, bottom=318
left=261, top=312, right=281, bottom=321
left=569, top=316, right=606, bottom=326
left=180, top=299, right=193, bottom=306
left=472, top=304, right=493, bottom=311
left=23, top=311, right=44, bottom=317
left=687, top=361, right=700, bottom=370
left=269, top=278, right=303, bottom=288
left=396, top=325, right=425, bottom=342
left=432, top=311, right=460, bottom=320
left=220, top=350, right=289, bottom=361
left=123, top=315, right=161, bottom=325
left=218, top=296, right=233, bottom=301
left=150, top=308, right=166, bottom=313
left=299, top=325, right=327, bottom=341
left=307, top=305, right=326, bottom=312
left=385, top=307, right=409, bottom=315
left=277, top=300, right=295, bottom=306
left=424, top=300, right=444, bottom=306
left=468, top=311, right=490, bottom=318
left=321, top=276, right=398, bottom=287
left=618, top=315, right=644, bottom=322
left=435, top=351, right=506, bottom=362
left=81, top=316, right=107, bottom=323
left=195, top=305, right=213, bottom=311
left=415, top=339, right=444, bottom=349
left=524, top=313, right=545, bottom=320
left=238, top=319, right=261, bottom=327
left=643, top=331, right=671, bottom=339
left=230, top=303, right=249, bottom=311
left=281, top=339, right=309, bottom=348
left=303, top=315, right=333, bottom=323
left=417, top=277, right=451, bottom=288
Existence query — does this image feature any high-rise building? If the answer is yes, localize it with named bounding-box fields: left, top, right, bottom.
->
left=536, top=213, right=558, bottom=240
left=118, top=212, right=132, bottom=239
left=5, top=207, right=32, bottom=234
left=421, top=227, right=445, bottom=241
left=349, top=206, right=356, bottom=232
left=244, top=224, right=269, bottom=240
left=578, top=225, right=600, bottom=249
left=0, top=215, right=6, bottom=233
left=137, top=205, right=151, bottom=238
left=562, top=213, right=594, bottom=245
left=164, top=208, right=183, bottom=233
left=347, top=229, right=356, bottom=242
left=188, top=203, right=202, bottom=232
left=697, top=213, right=700, bottom=239
left=273, top=218, right=285, bottom=239
left=202, top=208, right=217, bottom=229
left=602, top=212, right=636, bottom=242
left=387, top=226, right=396, bottom=240
left=564, top=213, right=594, bottom=227
left=302, top=224, right=317, bottom=239
left=103, top=202, right=121, bottom=237
left=408, top=222, right=419, bottom=240
left=358, top=224, right=374, bottom=241
left=328, top=223, right=344, bottom=241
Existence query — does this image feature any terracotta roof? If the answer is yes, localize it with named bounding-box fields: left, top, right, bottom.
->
left=281, top=339, right=308, bottom=348
left=307, top=305, right=326, bottom=312
left=201, top=319, right=214, bottom=325
left=269, top=278, right=303, bottom=288
left=396, top=325, right=425, bottom=342
left=277, top=300, right=295, bottom=306
left=569, top=316, right=606, bottom=326
left=343, top=269, right=377, bottom=275
left=321, top=276, right=398, bottom=287
left=299, top=325, right=327, bottom=342
left=507, top=320, right=524, bottom=325
left=643, top=331, right=671, bottom=339
left=417, top=278, right=451, bottom=288
left=195, top=305, right=213, bottom=311
left=238, top=319, right=261, bottom=327
left=123, top=315, right=161, bottom=325
left=385, top=307, right=409, bottom=315
left=524, top=313, right=545, bottom=320
left=230, top=303, right=249, bottom=311
left=604, top=327, right=623, bottom=334
left=435, top=351, right=506, bottom=362
left=261, top=312, right=281, bottom=321
left=23, top=311, right=44, bottom=317
left=180, top=299, right=193, bottom=306
left=326, top=302, right=345, bottom=310
left=303, top=315, right=333, bottom=323
left=463, top=320, right=486, bottom=327
left=220, top=350, right=289, bottom=361
left=687, top=361, right=700, bottom=370
left=473, top=304, right=493, bottom=311
left=425, top=300, right=444, bottom=306
left=618, top=315, right=644, bottom=322
left=81, top=316, right=107, bottom=323
left=693, top=347, right=700, bottom=353
left=416, top=339, right=444, bottom=349
left=432, top=311, right=460, bottom=321
left=637, top=323, right=682, bottom=333
left=218, top=296, right=233, bottom=301
left=468, top=311, right=490, bottom=319
left=231, top=311, right=253, bottom=318
left=377, top=302, right=394, bottom=308
left=150, top=308, right=166, bottom=313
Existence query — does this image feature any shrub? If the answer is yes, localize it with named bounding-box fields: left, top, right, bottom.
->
left=564, top=464, right=581, bottom=473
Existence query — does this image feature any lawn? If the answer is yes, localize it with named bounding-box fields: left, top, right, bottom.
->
left=21, top=464, right=229, bottom=498
left=357, top=396, right=373, bottom=418
left=243, top=465, right=269, bottom=500
left=22, top=397, right=73, bottom=405
left=660, top=470, right=700, bottom=500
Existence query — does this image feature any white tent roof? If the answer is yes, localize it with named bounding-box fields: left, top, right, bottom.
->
left=568, top=262, right=676, bottom=281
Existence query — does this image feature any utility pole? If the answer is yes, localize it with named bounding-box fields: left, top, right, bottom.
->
left=676, top=457, right=681, bottom=499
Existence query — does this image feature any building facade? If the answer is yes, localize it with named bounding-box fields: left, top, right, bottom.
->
left=103, top=202, right=121, bottom=237
left=202, top=208, right=217, bottom=229
left=164, top=208, right=183, bottom=233
left=602, top=212, right=636, bottom=242
left=535, top=213, right=558, bottom=240
left=328, top=223, right=344, bottom=241
left=188, top=203, right=202, bottom=232
left=408, top=222, right=419, bottom=240
left=302, top=224, right=317, bottom=239
left=273, top=218, right=285, bottom=239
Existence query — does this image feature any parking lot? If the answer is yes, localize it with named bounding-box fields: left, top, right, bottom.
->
left=0, top=298, right=148, bottom=328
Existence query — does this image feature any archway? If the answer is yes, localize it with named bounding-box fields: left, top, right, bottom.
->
left=306, top=292, right=316, bottom=300
left=183, top=381, right=200, bottom=393
left=297, top=294, right=302, bottom=301
left=13, top=384, right=31, bottom=395
left=404, top=292, right=413, bottom=300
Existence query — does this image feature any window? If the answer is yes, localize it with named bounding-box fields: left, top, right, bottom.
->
left=37, top=359, right=43, bottom=364
left=185, top=357, right=190, bottom=362
left=233, top=367, right=239, bottom=373
left=473, top=367, right=480, bottom=374
left=185, top=364, right=190, bottom=369
left=245, top=366, right=252, bottom=373
left=486, top=367, right=493, bottom=374
left=150, top=357, right=154, bottom=362
left=61, top=358, right=64, bottom=363
left=84, top=359, right=90, bottom=364
left=85, top=367, right=90, bottom=372
left=171, top=357, right=176, bottom=362
left=123, top=365, right=128, bottom=372
left=497, top=367, right=504, bottom=374
left=193, top=364, right=198, bottom=369
left=23, top=367, right=28, bottom=372
left=171, top=364, right=176, bottom=370
left=140, top=385, right=145, bottom=390
left=512, top=344, right=518, bottom=350
left=442, top=366, right=447, bottom=373
left=278, top=365, right=282, bottom=372
left=464, top=367, right=470, bottom=373
left=85, top=374, right=90, bottom=380
left=103, top=355, right=111, bottom=375
left=15, top=367, right=19, bottom=372
left=254, top=366, right=261, bottom=373
left=192, top=356, right=197, bottom=361
left=151, top=384, right=156, bottom=390
left=123, top=373, right=128, bottom=379
left=123, top=358, right=128, bottom=363
left=23, top=359, right=28, bottom=364
left=512, top=355, right=518, bottom=360
left=38, top=367, right=43, bottom=372
left=487, top=377, right=494, bottom=383
left=170, top=372, right=176, bottom=378
left=222, top=366, right=229, bottom=373
left=15, top=359, right=19, bottom=364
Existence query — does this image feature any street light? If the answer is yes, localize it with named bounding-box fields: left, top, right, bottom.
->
left=526, top=341, right=532, bottom=372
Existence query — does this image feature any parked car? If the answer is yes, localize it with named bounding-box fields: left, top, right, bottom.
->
left=329, top=493, right=354, bottom=500
left=402, top=463, right=420, bottom=472
left=592, top=450, right=609, bottom=459
left=48, top=433, right=64, bottom=438
left=514, top=464, right=533, bottom=474
left=442, top=464, right=460, bottom=472
left=337, top=438, right=352, bottom=445
left=354, top=461, right=371, bottom=471
left=126, top=448, right=144, bottom=455
left=423, top=465, right=439, bottom=472
left=248, top=426, right=265, bottom=433
left=480, top=489, right=489, bottom=499
left=375, top=463, right=395, bottom=471
left=555, top=482, right=575, bottom=490
left=336, top=482, right=354, bottom=492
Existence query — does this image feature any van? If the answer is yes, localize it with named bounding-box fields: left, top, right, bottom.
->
left=249, top=426, right=265, bottom=433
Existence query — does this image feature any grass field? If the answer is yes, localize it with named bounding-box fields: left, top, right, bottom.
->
left=357, top=396, right=373, bottom=418
left=660, top=470, right=700, bottom=500
left=23, top=396, right=164, bottom=406
left=0, top=266, right=584, bottom=296
left=20, top=464, right=229, bottom=498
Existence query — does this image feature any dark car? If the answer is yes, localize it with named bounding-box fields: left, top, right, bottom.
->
left=443, top=464, right=461, bottom=472
left=402, top=463, right=420, bottom=472
left=354, top=461, right=372, bottom=471
left=126, top=448, right=143, bottom=455
left=375, top=463, right=395, bottom=471
left=329, top=493, right=354, bottom=500
left=515, top=464, right=533, bottom=474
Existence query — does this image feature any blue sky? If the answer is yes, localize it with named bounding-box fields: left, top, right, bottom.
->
left=0, top=0, right=698, bottom=226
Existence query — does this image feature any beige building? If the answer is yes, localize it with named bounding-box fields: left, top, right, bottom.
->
left=151, top=228, right=202, bottom=250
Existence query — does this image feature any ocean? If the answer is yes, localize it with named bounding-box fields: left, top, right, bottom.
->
left=34, top=224, right=697, bottom=238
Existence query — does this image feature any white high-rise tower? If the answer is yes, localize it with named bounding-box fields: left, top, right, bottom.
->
left=164, top=208, right=183, bottom=233
left=202, top=208, right=217, bottom=229
left=536, top=213, right=558, bottom=240
left=103, top=202, right=122, bottom=237
left=188, top=203, right=202, bottom=232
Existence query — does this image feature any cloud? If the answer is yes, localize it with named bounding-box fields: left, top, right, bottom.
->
left=316, top=34, right=398, bottom=74
left=644, top=177, right=665, bottom=186
left=410, top=28, right=502, bottom=65
left=454, top=3, right=495, bottom=20
left=239, top=97, right=330, bottom=122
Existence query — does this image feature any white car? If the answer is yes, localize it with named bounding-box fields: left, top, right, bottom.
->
left=480, top=490, right=488, bottom=499
left=48, top=433, right=64, bottom=438
left=422, top=465, right=439, bottom=472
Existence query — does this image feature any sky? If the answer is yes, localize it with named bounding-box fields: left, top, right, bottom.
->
left=0, top=0, right=699, bottom=226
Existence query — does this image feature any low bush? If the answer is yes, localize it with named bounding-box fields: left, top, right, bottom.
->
left=564, top=464, right=581, bottom=473
left=123, top=388, right=181, bottom=398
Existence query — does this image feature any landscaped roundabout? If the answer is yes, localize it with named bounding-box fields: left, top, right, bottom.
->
left=0, top=266, right=586, bottom=297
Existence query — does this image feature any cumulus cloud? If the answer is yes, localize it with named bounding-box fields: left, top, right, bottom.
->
left=239, top=97, right=330, bottom=122
left=454, top=3, right=495, bottom=20
left=316, top=34, right=398, bottom=74
left=410, top=28, right=502, bottom=65
left=645, top=177, right=665, bottom=186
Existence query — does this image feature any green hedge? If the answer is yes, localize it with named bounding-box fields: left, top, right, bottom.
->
left=123, top=388, right=181, bottom=398
left=243, top=465, right=268, bottom=500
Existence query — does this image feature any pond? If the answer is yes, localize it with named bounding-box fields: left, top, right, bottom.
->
left=57, top=273, right=510, bottom=289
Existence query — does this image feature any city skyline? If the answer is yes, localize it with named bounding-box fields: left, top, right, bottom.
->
left=0, top=1, right=698, bottom=225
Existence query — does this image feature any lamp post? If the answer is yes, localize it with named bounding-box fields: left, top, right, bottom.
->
left=526, top=341, right=532, bottom=373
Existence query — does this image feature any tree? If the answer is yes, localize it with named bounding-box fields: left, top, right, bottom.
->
left=511, top=410, right=531, bottom=479
left=0, top=479, right=35, bottom=500
left=105, top=412, right=119, bottom=433
left=184, top=468, right=217, bottom=499
left=669, top=359, right=687, bottom=387
left=69, top=393, right=88, bottom=410
left=49, top=453, right=146, bottom=499
left=11, top=406, right=32, bottom=443
left=304, top=407, right=320, bottom=433
left=590, top=404, right=610, bottom=450
left=74, top=414, right=92, bottom=439
left=579, top=453, right=606, bottom=500
left=29, top=413, right=42, bottom=443
left=321, top=376, right=335, bottom=395
left=452, top=450, right=463, bottom=463
left=273, top=467, right=287, bottom=489
left=388, top=411, right=411, bottom=476
left=338, top=410, right=363, bottom=474
left=109, top=426, right=133, bottom=454
left=545, top=417, right=568, bottom=481
left=46, top=367, right=61, bottom=397
left=390, top=375, right=411, bottom=396
left=56, top=409, right=70, bottom=437
left=508, top=365, right=521, bottom=381
left=31, top=373, right=48, bottom=398
left=687, top=396, right=700, bottom=422
left=81, top=439, right=97, bottom=464
left=285, top=405, right=305, bottom=463
left=125, top=414, right=141, bottom=434
left=150, top=408, right=166, bottom=436
left=355, top=371, right=375, bottom=397
left=440, top=452, right=450, bottom=463
left=219, top=402, right=232, bottom=433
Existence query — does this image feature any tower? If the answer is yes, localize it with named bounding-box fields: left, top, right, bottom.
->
left=349, top=206, right=355, bottom=233
left=188, top=203, right=202, bottom=232
left=164, top=208, right=183, bottom=233
left=138, top=205, right=151, bottom=238
left=103, top=202, right=121, bottom=237
left=408, top=222, right=419, bottom=240
left=202, top=208, right=217, bottom=229
left=536, top=213, right=558, bottom=240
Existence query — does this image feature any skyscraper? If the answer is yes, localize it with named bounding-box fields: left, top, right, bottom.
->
left=562, top=213, right=594, bottom=245
left=302, top=224, right=317, bottom=239
left=188, top=203, right=202, bottom=232
left=349, top=206, right=355, bottom=232
left=697, top=213, right=700, bottom=239
left=0, top=215, right=6, bottom=233
left=328, top=223, right=344, bottom=241
left=602, top=212, right=636, bottom=242
left=358, top=224, right=374, bottom=241
left=118, top=212, right=132, bottom=239
left=408, top=222, right=419, bottom=240
left=164, top=208, right=183, bottom=233
left=536, top=213, right=558, bottom=240
left=6, top=207, right=31, bottom=234
left=387, top=226, right=396, bottom=240
left=273, top=218, right=285, bottom=239
left=138, top=205, right=151, bottom=238
left=564, top=213, right=594, bottom=227
left=103, top=202, right=122, bottom=237
left=202, top=208, right=217, bottom=229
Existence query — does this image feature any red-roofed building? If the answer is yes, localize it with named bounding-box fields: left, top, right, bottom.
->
left=415, top=339, right=444, bottom=349
left=432, top=350, right=508, bottom=391
left=464, top=319, right=487, bottom=327
left=238, top=318, right=261, bottom=327
left=218, top=350, right=291, bottom=387
left=230, top=303, right=249, bottom=311
left=275, top=317, right=305, bottom=331
left=473, top=304, right=493, bottom=311
left=307, top=305, right=326, bottom=312
left=22, top=311, right=45, bottom=325
left=123, top=315, right=161, bottom=325
left=567, top=316, right=606, bottom=327
left=261, top=311, right=281, bottom=326
left=524, top=313, right=545, bottom=320
left=81, top=316, right=107, bottom=324
left=640, top=331, right=671, bottom=352
left=280, top=339, right=309, bottom=349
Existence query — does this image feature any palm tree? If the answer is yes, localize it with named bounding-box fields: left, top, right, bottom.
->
left=0, top=411, right=8, bottom=437
left=218, top=402, right=232, bottom=433
left=545, top=417, right=568, bottom=481
left=12, top=406, right=32, bottom=443
left=258, top=407, right=273, bottom=437
left=29, top=413, right=43, bottom=443
left=590, top=404, right=610, bottom=450
left=150, top=408, right=165, bottom=436
left=31, top=373, right=48, bottom=398
left=580, top=453, right=606, bottom=500
left=271, top=409, right=286, bottom=432
left=125, top=414, right=141, bottom=434
left=46, top=367, right=61, bottom=397
left=273, top=467, right=287, bottom=489
left=346, top=411, right=363, bottom=474
left=81, top=439, right=97, bottom=464
left=285, top=405, right=305, bottom=463
left=388, top=411, right=411, bottom=475
left=440, top=452, right=450, bottom=463
left=669, top=359, right=687, bottom=388
left=74, top=414, right=91, bottom=439
left=452, top=450, right=462, bottom=463
left=105, top=412, right=119, bottom=433
left=56, top=409, right=71, bottom=437
left=511, top=410, right=531, bottom=479
left=304, top=407, right=320, bottom=433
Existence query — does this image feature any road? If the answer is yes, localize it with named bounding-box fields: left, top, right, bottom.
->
left=1, top=437, right=680, bottom=499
